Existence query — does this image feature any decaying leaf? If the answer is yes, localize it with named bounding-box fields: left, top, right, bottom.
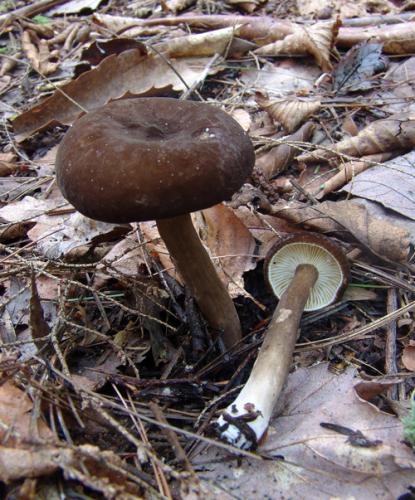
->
left=162, top=0, right=196, bottom=14
left=333, top=42, right=388, bottom=94
left=373, top=56, right=415, bottom=115
left=140, top=221, right=181, bottom=283
left=98, top=233, right=148, bottom=279
left=27, top=211, right=126, bottom=259
left=226, top=0, right=266, bottom=14
left=270, top=198, right=412, bottom=263
left=255, top=20, right=340, bottom=72
left=402, top=342, right=415, bottom=372
left=256, top=93, right=321, bottom=132
left=155, top=26, right=249, bottom=58
left=194, top=204, right=257, bottom=298
left=231, top=108, right=252, bottom=131
left=342, top=149, right=415, bottom=221
left=21, top=31, right=58, bottom=76
left=298, top=114, right=415, bottom=163
left=195, top=364, right=414, bottom=498
left=29, top=275, right=50, bottom=348
left=13, top=49, right=218, bottom=140
left=242, top=60, right=322, bottom=95
left=0, top=195, right=65, bottom=224
left=354, top=378, right=403, bottom=414
left=233, top=206, right=298, bottom=257
left=0, top=443, right=145, bottom=496
left=256, top=122, right=315, bottom=180
left=49, top=0, right=104, bottom=15
left=0, top=380, right=55, bottom=447
left=0, top=152, right=18, bottom=176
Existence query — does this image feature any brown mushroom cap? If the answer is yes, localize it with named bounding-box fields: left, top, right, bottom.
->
left=56, top=98, right=255, bottom=223
left=265, top=233, right=349, bottom=311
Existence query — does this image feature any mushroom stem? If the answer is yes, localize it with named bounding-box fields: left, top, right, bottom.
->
left=156, top=213, right=242, bottom=348
left=216, top=263, right=318, bottom=449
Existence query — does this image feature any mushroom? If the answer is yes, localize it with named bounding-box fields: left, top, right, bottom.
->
left=55, top=98, right=255, bottom=348
left=215, top=233, right=349, bottom=449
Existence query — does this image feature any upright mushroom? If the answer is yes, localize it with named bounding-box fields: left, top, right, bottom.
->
left=55, top=98, right=255, bottom=348
left=216, top=233, right=349, bottom=449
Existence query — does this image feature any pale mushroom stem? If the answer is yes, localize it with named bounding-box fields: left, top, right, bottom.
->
left=216, top=263, right=318, bottom=449
left=157, top=213, right=242, bottom=349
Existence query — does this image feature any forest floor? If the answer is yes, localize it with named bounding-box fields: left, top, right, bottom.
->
left=0, top=0, right=415, bottom=498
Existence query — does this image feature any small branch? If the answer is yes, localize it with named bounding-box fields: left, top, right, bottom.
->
left=0, top=0, right=69, bottom=28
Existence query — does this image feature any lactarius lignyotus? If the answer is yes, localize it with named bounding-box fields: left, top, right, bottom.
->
left=216, top=233, right=349, bottom=449
left=55, top=98, right=255, bottom=348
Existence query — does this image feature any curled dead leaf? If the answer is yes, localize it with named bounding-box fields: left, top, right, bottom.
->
left=162, top=0, right=196, bottom=13
left=256, top=122, right=315, bottom=179
left=256, top=93, right=321, bottom=132
left=354, top=379, right=402, bottom=415
left=255, top=20, right=340, bottom=72
left=21, top=31, right=58, bottom=76
left=155, top=26, right=246, bottom=58
left=298, top=114, right=415, bottom=163
left=227, top=0, right=266, bottom=14
left=231, top=108, right=252, bottom=131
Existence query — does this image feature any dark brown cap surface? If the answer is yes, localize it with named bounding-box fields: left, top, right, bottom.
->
left=56, top=98, right=255, bottom=223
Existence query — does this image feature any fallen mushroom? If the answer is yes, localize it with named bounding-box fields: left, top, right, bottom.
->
left=55, top=98, right=255, bottom=348
left=215, top=233, right=349, bottom=449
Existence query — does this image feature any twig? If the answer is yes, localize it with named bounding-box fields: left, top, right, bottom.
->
left=149, top=402, right=195, bottom=474
left=0, top=0, right=69, bottom=29
left=385, top=288, right=399, bottom=400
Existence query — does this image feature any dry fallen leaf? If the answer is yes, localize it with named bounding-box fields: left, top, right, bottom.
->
left=354, top=378, right=403, bottom=414
left=298, top=114, right=415, bottom=163
left=195, top=364, right=414, bottom=498
left=0, top=195, right=65, bottom=224
left=0, top=380, right=55, bottom=446
left=255, top=20, right=340, bottom=72
left=13, top=49, right=218, bottom=140
left=233, top=206, right=298, bottom=257
left=342, top=149, right=415, bottom=220
left=256, top=122, right=314, bottom=179
left=155, top=26, right=251, bottom=58
left=333, top=42, right=388, bottom=94
left=194, top=204, right=257, bottom=298
left=242, top=59, right=322, bottom=95
left=256, top=93, right=321, bottom=132
left=162, top=0, right=196, bottom=14
left=27, top=212, right=126, bottom=259
left=402, top=342, right=415, bottom=372
left=372, top=56, right=415, bottom=115
left=0, top=443, right=144, bottom=496
left=270, top=199, right=412, bottom=263
left=226, top=0, right=266, bottom=13
left=49, top=0, right=104, bottom=15
left=21, top=31, right=58, bottom=76
left=140, top=220, right=180, bottom=283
